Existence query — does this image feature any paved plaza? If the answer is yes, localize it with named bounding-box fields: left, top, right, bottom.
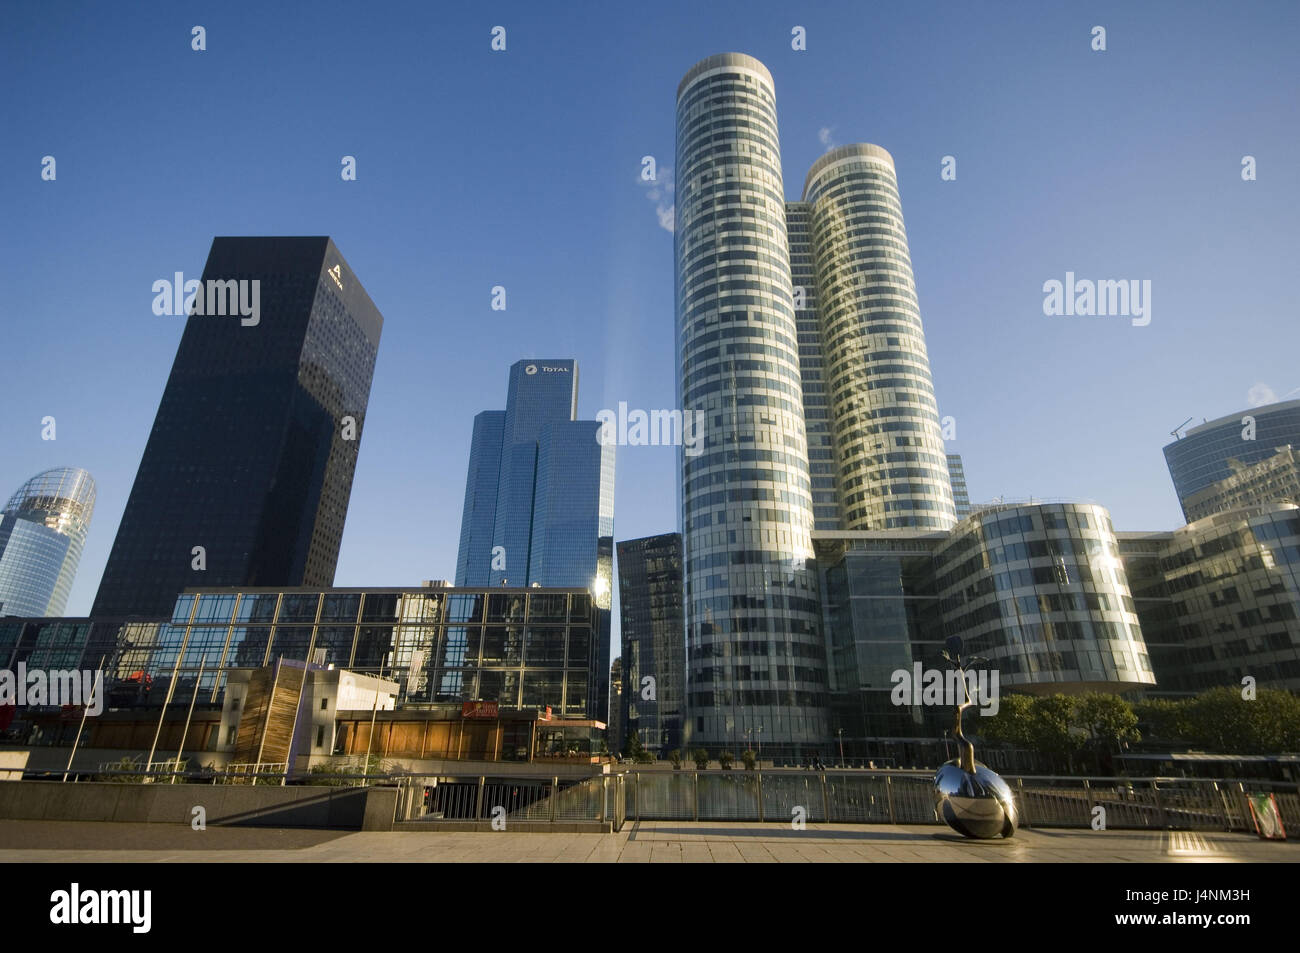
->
left=0, top=819, right=1295, bottom=862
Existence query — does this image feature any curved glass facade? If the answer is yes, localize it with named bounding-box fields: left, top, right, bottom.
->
left=0, top=467, right=96, bottom=617
left=932, top=503, right=1154, bottom=691
left=676, top=53, right=827, bottom=754
left=1159, top=504, right=1300, bottom=692
left=803, top=145, right=956, bottom=531
left=1164, top=399, right=1300, bottom=518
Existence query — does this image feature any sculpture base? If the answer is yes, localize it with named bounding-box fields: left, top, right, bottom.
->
left=933, top=760, right=1018, bottom=839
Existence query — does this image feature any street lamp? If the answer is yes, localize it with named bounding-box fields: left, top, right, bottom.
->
left=837, top=728, right=845, bottom=766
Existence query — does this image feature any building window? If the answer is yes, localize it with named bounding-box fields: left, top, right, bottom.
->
left=225, top=727, right=237, bottom=745
left=320, top=697, right=328, bottom=710
left=316, top=726, right=326, bottom=749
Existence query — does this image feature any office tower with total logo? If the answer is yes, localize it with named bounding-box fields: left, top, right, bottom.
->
left=676, top=54, right=957, bottom=758
left=454, top=359, right=615, bottom=721
left=92, top=237, right=383, bottom=619
left=0, top=467, right=96, bottom=617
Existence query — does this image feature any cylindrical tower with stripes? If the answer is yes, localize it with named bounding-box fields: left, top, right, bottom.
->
left=676, top=53, right=828, bottom=757
left=804, top=144, right=956, bottom=531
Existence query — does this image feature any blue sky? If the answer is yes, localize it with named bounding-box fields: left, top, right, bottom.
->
left=3, top=1, right=1298, bottom=655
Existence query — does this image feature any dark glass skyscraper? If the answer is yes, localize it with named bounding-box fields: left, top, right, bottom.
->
left=92, top=237, right=383, bottom=618
left=616, top=533, right=685, bottom=754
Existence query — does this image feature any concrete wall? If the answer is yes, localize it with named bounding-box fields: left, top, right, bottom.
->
left=0, top=780, right=398, bottom=831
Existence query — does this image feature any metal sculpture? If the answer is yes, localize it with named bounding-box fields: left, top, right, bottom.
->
left=933, top=635, right=1018, bottom=838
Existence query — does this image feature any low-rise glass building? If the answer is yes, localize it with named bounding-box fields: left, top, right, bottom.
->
left=815, top=502, right=1157, bottom=762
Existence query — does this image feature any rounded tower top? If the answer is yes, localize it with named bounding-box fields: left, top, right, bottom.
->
left=803, top=143, right=896, bottom=199
left=4, top=467, right=97, bottom=528
left=677, top=52, right=774, bottom=101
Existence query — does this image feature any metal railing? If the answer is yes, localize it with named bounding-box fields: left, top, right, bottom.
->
left=619, top=770, right=1300, bottom=832
left=393, top=774, right=621, bottom=828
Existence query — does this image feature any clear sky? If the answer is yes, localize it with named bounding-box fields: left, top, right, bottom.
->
left=3, top=1, right=1298, bottom=660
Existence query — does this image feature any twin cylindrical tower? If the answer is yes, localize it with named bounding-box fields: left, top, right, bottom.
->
left=676, top=54, right=954, bottom=756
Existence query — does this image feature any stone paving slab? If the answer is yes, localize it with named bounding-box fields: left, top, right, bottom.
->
left=0, top=819, right=1296, bottom=862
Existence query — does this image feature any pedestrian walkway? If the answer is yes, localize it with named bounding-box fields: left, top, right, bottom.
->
left=1, top=819, right=1294, bottom=862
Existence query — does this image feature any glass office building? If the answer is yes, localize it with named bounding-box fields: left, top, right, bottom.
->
left=786, top=202, right=839, bottom=531
left=0, top=467, right=96, bottom=617
left=1144, top=505, right=1300, bottom=693
left=815, top=503, right=1157, bottom=760
left=453, top=360, right=614, bottom=722
left=930, top=503, right=1154, bottom=691
left=616, top=533, right=686, bottom=754
left=799, top=144, right=956, bottom=532
left=947, top=454, right=971, bottom=519
left=92, top=237, right=383, bottom=619
left=1164, top=399, right=1300, bottom=519
left=3, top=587, right=606, bottom=721
left=1181, top=445, right=1300, bottom=523
left=454, top=360, right=613, bottom=594
left=676, top=53, right=828, bottom=756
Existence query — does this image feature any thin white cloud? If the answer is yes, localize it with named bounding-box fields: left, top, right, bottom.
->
left=638, top=165, right=675, bottom=233
left=818, top=126, right=837, bottom=149
left=1247, top=382, right=1277, bottom=407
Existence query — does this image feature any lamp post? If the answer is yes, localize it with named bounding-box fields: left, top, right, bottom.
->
left=837, top=728, right=845, bottom=766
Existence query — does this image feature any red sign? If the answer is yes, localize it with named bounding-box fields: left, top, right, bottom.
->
left=462, top=701, right=499, bottom=719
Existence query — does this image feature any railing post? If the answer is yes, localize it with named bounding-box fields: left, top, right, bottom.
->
left=1212, top=782, right=1231, bottom=831
left=551, top=776, right=559, bottom=822
left=1151, top=781, right=1168, bottom=830
left=636, top=771, right=642, bottom=822
left=693, top=771, right=699, bottom=821
left=820, top=772, right=831, bottom=823
left=885, top=775, right=896, bottom=824
left=475, top=776, right=485, bottom=822
left=599, top=776, right=607, bottom=824
left=1016, top=777, right=1031, bottom=828
left=757, top=771, right=764, bottom=823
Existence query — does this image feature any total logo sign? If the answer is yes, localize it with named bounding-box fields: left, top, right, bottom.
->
left=524, top=364, right=568, bottom=375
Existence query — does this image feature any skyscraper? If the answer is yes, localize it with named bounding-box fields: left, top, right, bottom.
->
left=0, top=467, right=96, bottom=617
left=795, top=145, right=957, bottom=531
left=455, top=360, right=614, bottom=594
left=677, top=54, right=827, bottom=756
left=454, top=359, right=615, bottom=719
left=92, top=237, right=383, bottom=618
left=675, top=54, right=957, bottom=757
left=616, top=533, right=686, bottom=754
left=947, top=454, right=971, bottom=519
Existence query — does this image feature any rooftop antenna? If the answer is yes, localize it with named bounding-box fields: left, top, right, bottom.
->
left=1170, top=417, right=1194, bottom=440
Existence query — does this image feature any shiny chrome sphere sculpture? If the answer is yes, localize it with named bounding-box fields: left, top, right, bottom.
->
left=932, top=636, right=1018, bottom=839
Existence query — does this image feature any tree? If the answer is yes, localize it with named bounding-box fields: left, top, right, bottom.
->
left=978, top=692, right=1036, bottom=748
left=1074, top=692, right=1140, bottom=772
left=1027, top=695, right=1079, bottom=771
left=1133, top=697, right=1191, bottom=744
left=1182, top=686, right=1300, bottom=753
left=624, top=726, right=646, bottom=760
